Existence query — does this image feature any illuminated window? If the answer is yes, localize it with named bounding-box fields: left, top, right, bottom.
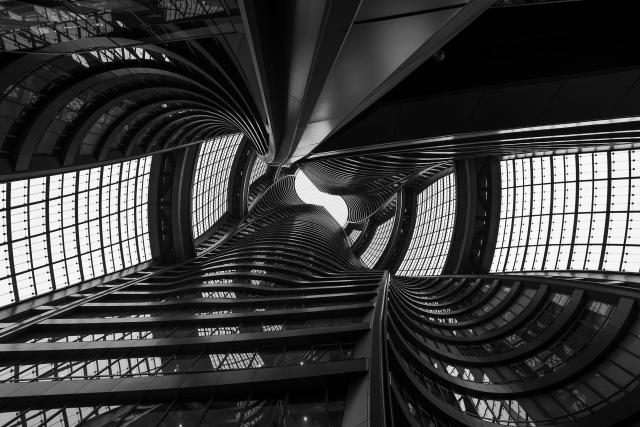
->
left=0, top=157, right=152, bottom=308
left=491, top=149, right=640, bottom=272
left=348, top=229, right=362, bottom=246
left=191, top=133, right=243, bottom=239
left=396, top=172, right=456, bottom=276
left=360, top=216, right=395, bottom=268
left=294, top=170, right=348, bottom=226
left=71, top=47, right=158, bottom=68
left=249, top=155, right=268, bottom=186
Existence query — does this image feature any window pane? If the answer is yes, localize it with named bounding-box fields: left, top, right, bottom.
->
left=0, top=157, right=152, bottom=308
left=492, top=150, right=640, bottom=274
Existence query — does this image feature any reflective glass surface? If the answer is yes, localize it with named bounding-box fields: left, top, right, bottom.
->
left=492, top=150, right=640, bottom=272
left=191, top=133, right=243, bottom=239
left=0, top=157, right=152, bottom=307
left=396, top=172, right=456, bottom=276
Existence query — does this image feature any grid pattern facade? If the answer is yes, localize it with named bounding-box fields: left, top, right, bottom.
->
left=348, top=229, right=362, bottom=246
left=360, top=216, right=395, bottom=268
left=249, top=155, right=268, bottom=186
left=191, top=133, right=243, bottom=239
left=0, top=157, right=152, bottom=308
left=396, top=172, right=456, bottom=276
left=491, top=150, right=640, bottom=272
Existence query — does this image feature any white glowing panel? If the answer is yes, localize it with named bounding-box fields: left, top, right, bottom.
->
left=396, top=172, right=456, bottom=276
left=191, top=134, right=243, bottom=239
left=491, top=149, right=640, bottom=273
left=294, top=170, right=348, bottom=226
left=0, top=157, right=152, bottom=308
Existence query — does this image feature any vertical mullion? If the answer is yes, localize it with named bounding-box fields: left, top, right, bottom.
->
left=557, top=156, right=567, bottom=270
left=541, top=156, right=555, bottom=270
left=132, top=159, right=141, bottom=262
left=74, top=171, right=84, bottom=283
left=60, top=175, right=71, bottom=288
left=25, top=180, right=37, bottom=297
left=584, top=154, right=595, bottom=269
left=98, top=166, right=107, bottom=275
left=118, top=162, right=126, bottom=269
left=502, top=160, right=515, bottom=271
left=568, top=154, right=580, bottom=270
left=621, top=150, right=632, bottom=271
left=599, top=151, right=613, bottom=270
left=45, top=176, right=56, bottom=291
left=521, top=158, right=533, bottom=271
left=5, top=184, right=20, bottom=303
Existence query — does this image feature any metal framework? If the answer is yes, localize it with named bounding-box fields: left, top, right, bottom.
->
left=396, top=172, right=456, bottom=276
left=0, top=157, right=151, bottom=308
left=360, top=216, right=395, bottom=268
left=492, top=149, right=640, bottom=273
left=191, top=133, right=243, bottom=240
left=248, top=154, right=269, bottom=187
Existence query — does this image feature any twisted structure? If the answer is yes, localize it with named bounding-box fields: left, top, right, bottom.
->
left=3, top=1, right=640, bottom=426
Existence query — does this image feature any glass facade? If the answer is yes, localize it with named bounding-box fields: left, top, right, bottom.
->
left=348, top=229, right=362, bottom=246
left=360, top=216, right=394, bottom=268
left=0, top=157, right=152, bottom=308
left=396, top=172, right=456, bottom=276
left=191, top=133, right=243, bottom=239
left=492, top=150, right=640, bottom=272
left=249, top=155, right=269, bottom=186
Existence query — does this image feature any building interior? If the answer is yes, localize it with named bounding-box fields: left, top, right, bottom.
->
left=1, top=0, right=640, bottom=426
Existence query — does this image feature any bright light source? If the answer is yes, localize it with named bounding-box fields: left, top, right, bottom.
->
left=294, top=170, right=348, bottom=226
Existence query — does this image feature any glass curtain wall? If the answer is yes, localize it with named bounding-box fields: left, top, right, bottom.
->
left=396, top=172, right=456, bottom=276
left=0, top=157, right=152, bottom=307
left=191, top=133, right=243, bottom=239
left=492, top=149, right=640, bottom=272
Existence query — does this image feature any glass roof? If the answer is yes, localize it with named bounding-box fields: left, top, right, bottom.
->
left=249, top=155, right=269, bottom=187
left=360, top=216, right=395, bottom=268
left=492, top=149, right=640, bottom=272
left=396, top=172, right=456, bottom=276
left=348, top=228, right=362, bottom=246
left=191, top=134, right=243, bottom=239
left=294, top=170, right=348, bottom=226
left=0, top=157, right=152, bottom=308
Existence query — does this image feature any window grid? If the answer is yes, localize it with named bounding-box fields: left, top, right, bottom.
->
left=396, top=172, right=456, bottom=276
left=0, top=157, right=152, bottom=308
left=348, top=229, right=362, bottom=246
left=249, top=155, right=268, bottom=186
left=191, top=133, right=243, bottom=239
left=360, top=216, right=395, bottom=268
left=491, top=150, right=640, bottom=273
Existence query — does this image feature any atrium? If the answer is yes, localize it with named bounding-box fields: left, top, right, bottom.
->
left=1, top=0, right=640, bottom=426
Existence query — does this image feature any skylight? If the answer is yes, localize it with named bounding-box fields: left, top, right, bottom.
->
left=491, top=149, right=640, bottom=273
left=360, top=216, right=395, bottom=268
left=396, top=172, right=456, bottom=276
left=0, top=157, right=152, bottom=308
left=294, top=170, right=348, bottom=226
left=191, top=134, right=243, bottom=239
